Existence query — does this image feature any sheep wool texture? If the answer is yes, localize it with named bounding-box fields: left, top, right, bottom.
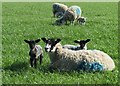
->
left=68, top=6, right=82, bottom=19
left=52, top=3, right=68, bottom=14
left=49, top=43, right=115, bottom=71
left=35, top=45, right=43, bottom=58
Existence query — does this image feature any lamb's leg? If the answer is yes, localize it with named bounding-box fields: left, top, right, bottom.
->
left=34, top=58, right=37, bottom=68
left=40, top=54, right=43, bottom=65
left=30, top=58, right=33, bottom=67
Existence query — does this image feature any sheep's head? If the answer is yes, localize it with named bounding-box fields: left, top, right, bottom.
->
left=42, top=38, right=61, bottom=52
left=24, top=39, right=40, bottom=49
left=55, top=17, right=65, bottom=25
left=74, top=39, right=90, bottom=49
left=55, top=12, right=64, bottom=18
left=77, top=17, right=86, bottom=25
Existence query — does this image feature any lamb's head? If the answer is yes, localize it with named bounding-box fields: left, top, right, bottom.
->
left=42, top=38, right=61, bottom=52
left=77, top=17, right=86, bottom=25
left=24, top=39, right=40, bottom=50
left=74, top=39, right=90, bottom=49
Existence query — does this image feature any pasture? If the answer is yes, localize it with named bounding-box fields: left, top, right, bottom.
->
left=2, top=2, right=118, bottom=84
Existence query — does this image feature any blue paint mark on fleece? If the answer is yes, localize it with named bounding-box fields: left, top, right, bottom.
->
left=76, top=8, right=81, bottom=15
left=78, top=61, right=104, bottom=71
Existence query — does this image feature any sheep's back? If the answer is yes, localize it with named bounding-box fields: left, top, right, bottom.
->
left=52, top=3, right=68, bottom=13
left=59, top=49, right=115, bottom=71
left=68, top=6, right=82, bottom=19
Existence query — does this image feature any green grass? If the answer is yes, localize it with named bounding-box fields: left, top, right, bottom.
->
left=2, top=2, right=118, bottom=84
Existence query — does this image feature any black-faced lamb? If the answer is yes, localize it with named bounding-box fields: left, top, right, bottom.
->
left=63, top=39, right=90, bottom=50
left=55, top=5, right=82, bottom=25
left=24, top=39, right=43, bottom=68
left=52, top=3, right=68, bottom=18
left=42, top=38, right=115, bottom=72
left=77, top=17, right=86, bottom=25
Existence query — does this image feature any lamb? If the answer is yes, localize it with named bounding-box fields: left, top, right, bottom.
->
left=63, top=39, right=90, bottom=50
left=55, top=5, right=82, bottom=25
left=42, top=38, right=115, bottom=72
left=52, top=3, right=68, bottom=18
left=77, top=17, right=86, bottom=25
left=24, top=39, right=43, bottom=68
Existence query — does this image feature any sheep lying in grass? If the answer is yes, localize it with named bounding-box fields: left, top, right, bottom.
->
left=55, top=5, right=82, bottom=25
left=63, top=39, right=90, bottom=50
left=42, top=38, right=115, bottom=72
left=24, top=39, right=43, bottom=68
left=52, top=3, right=68, bottom=18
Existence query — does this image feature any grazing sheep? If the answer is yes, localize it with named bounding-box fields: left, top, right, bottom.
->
left=55, top=5, right=82, bottom=25
left=52, top=3, right=68, bottom=18
left=42, top=38, right=115, bottom=72
left=24, top=39, right=43, bottom=68
left=63, top=39, right=90, bottom=50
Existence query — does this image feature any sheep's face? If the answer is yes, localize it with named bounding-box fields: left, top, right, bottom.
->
left=78, top=17, right=86, bottom=25
left=42, top=38, right=61, bottom=52
left=55, top=12, right=64, bottom=18
left=74, top=39, right=90, bottom=49
left=55, top=17, right=65, bottom=25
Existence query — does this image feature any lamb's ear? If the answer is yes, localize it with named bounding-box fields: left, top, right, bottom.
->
left=35, top=39, right=40, bottom=43
left=74, top=40, right=80, bottom=43
left=41, top=38, right=47, bottom=43
left=55, top=38, right=61, bottom=43
left=86, top=39, right=90, bottom=43
left=24, top=40, right=29, bottom=44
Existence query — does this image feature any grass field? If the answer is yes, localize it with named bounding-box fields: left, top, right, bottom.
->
left=2, top=2, right=118, bottom=84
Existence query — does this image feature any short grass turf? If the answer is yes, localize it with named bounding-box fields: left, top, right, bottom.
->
left=2, top=2, right=118, bottom=84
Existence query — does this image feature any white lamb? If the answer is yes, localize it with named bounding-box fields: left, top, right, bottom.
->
left=52, top=3, right=68, bottom=18
left=42, top=38, right=115, bottom=72
left=63, top=39, right=90, bottom=50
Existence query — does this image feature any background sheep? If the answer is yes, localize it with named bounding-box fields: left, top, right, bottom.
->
left=24, top=39, right=43, bottom=68
left=63, top=39, right=90, bottom=50
left=52, top=3, right=68, bottom=18
left=55, top=5, right=82, bottom=25
left=42, top=38, right=115, bottom=72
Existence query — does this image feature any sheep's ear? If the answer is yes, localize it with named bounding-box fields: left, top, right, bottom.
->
left=24, top=40, right=29, bottom=44
left=41, top=38, right=47, bottom=43
left=55, top=39, right=61, bottom=43
left=74, top=40, right=80, bottom=43
left=35, top=39, right=40, bottom=43
left=86, top=39, right=90, bottom=43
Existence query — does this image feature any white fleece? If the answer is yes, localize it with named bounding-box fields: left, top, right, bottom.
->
left=35, top=45, right=43, bottom=58
left=48, top=43, right=115, bottom=71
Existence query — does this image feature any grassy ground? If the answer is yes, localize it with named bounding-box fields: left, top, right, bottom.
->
left=2, top=2, right=118, bottom=84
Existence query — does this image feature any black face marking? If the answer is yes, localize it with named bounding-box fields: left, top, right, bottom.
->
left=42, top=38, right=61, bottom=52
left=55, top=17, right=65, bottom=25
left=78, top=17, right=86, bottom=24
left=24, top=39, right=40, bottom=49
left=74, top=39, right=90, bottom=49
